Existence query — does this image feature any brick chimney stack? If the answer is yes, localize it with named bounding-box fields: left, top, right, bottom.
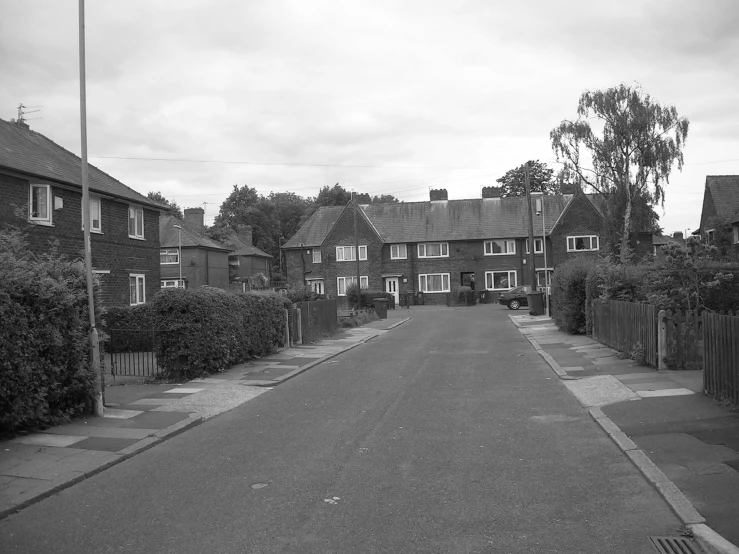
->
left=184, top=207, right=205, bottom=236
left=482, top=186, right=502, bottom=198
left=237, top=224, right=254, bottom=246
left=673, top=231, right=684, bottom=241
left=430, top=188, right=448, bottom=201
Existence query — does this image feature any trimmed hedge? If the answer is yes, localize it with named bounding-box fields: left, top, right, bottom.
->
left=150, top=287, right=289, bottom=379
left=551, top=257, right=598, bottom=334
left=346, top=285, right=395, bottom=309
left=1, top=228, right=98, bottom=437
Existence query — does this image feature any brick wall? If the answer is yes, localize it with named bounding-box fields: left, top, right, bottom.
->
left=1, top=171, right=160, bottom=307
left=550, top=193, right=604, bottom=266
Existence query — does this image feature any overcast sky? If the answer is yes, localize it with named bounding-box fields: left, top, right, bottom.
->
left=2, top=0, right=738, bottom=232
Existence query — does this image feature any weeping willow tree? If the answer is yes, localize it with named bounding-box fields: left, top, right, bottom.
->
left=550, top=83, right=689, bottom=263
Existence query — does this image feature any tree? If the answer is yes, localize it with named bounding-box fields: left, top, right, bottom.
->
left=495, top=160, right=557, bottom=196
left=268, top=192, right=311, bottom=241
left=212, top=185, right=280, bottom=257
left=551, top=83, right=689, bottom=263
left=147, top=191, right=183, bottom=218
left=315, top=183, right=352, bottom=207
left=371, top=194, right=400, bottom=203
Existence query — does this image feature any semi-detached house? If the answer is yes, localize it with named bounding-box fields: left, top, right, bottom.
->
left=0, top=117, right=163, bottom=307
left=282, top=187, right=605, bottom=307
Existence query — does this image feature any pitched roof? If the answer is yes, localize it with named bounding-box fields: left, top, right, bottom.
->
left=221, top=232, right=272, bottom=258
left=0, top=118, right=161, bottom=209
left=705, top=175, right=739, bottom=222
left=285, top=196, right=576, bottom=247
left=159, top=215, right=231, bottom=251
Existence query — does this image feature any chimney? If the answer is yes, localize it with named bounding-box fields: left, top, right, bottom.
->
left=237, top=224, right=254, bottom=246
left=430, top=188, right=448, bottom=201
left=673, top=231, right=684, bottom=241
left=354, top=193, right=371, bottom=204
left=184, top=207, right=205, bottom=236
left=482, top=186, right=502, bottom=199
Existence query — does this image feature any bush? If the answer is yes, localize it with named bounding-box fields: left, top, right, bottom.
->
left=150, top=287, right=287, bottom=379
left=102, top=303, right=155, bottom=333
left=283, top=286, right=325, bottom=303
left=551, top=257, right=598, bottom=334
left=346, top=285, right=394, bottom=309
left=0, top=228, right=98, bottom=437
left=449, top=285, right=472, bottom=306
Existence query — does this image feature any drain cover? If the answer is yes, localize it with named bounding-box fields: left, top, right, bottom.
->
left=648, top=536, right=700, bottom=554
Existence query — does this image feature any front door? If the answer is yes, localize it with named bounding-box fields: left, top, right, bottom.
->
left=385, top=277, right=399, bottom=305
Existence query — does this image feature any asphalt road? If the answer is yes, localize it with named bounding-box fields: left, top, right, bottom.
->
left=0, top=306, right=682, bottom=553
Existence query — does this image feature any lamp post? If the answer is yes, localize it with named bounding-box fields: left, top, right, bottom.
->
left=532, top=193, right=549, bottom=317
left=173, top=224, right=183, bottom=287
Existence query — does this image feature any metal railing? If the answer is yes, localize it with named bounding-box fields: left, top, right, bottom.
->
left=106, top=329, right=180, bottom=378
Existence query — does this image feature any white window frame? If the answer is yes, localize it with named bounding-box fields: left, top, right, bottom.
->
left=417, top=242, right=449, bottom=258
left=536, top=269, right=553, bottom=289
left=390, top=244, right=407, bottom=260
left=485, top=270, right=517, bottom=291
left=307, top=279, right=324, bottom=294
left=337, top=276, right=368, bottom=296
left=129, top=274, right=146, bottom=305
left=484, top=239, right=516, bottom=256
left=29, top=183, right=52, bottom=225
left=335, top=245, right=367, bottom=262
left=418, top=273, right=451, bottom=293
left=161, top=279, right=185, bottom=289
left=733, top=225, right=739, bottom=244
left=566, top=235, right=599, bottom=252
left=83, top=196, right=102, bottom=233
left=525, top=238, right=544, bottom=254
left=128, top=206, right=145, bottom=239
left=160, top=249, right=179, bottom=265
left=312, top=250, right=322, bottom=263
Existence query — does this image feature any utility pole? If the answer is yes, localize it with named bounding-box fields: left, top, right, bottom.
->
left=353, top=192, right=361, bottom=310
left=79, top=0, right=103, bottom=416
left=524, top=162, right=537, bottom=293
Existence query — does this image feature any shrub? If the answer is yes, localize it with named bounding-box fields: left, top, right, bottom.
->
left=150, top=287, right=287, bottom=379
left=101, top=303, right=155, bottom=333
left=283, top=286, right=325, bottom=303
left=346, top=284, right=394, bottom=309
left=0, top=228, right=99, bottom=436
left=551, top=257, right=598, bottom=334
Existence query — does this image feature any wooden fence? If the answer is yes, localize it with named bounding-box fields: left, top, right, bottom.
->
left=592, top=300, right=658, bottom=367
left=703, top=311, right=739, bottom=405
left=293, top=298, right=338, bottom=345
left=661, top=310, right=704, bottom=370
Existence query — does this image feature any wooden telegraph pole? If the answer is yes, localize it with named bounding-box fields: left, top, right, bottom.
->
left=524, top=162, right=537, bottom=293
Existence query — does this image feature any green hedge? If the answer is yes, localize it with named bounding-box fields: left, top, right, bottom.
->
left=150, top=287, right=289, bottom=379
left=551, top=257, right=598, bottom=334
left=0, top=228, right=98, bottom=437
left=346, top=285, right=395, bottom=309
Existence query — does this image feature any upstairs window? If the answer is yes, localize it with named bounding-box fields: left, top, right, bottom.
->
left=29, top=184, right=52, bottom=224
left=160, top=249, right=179, bottom=264
left=525, top=238, right=543, bottom=254
left=128, top=206, right=145, bottom=239
left=567, top=235, right=599, bottom=252
left=312, top=250, right=322, bottom=263
left=733, top=225, right=739, bottom=244
left=390, top=244, right=407, bottom=259
left=82, top=197, right=102, bottom=233
left=418, top=242, right=448, bottom=258
left=336, top=245, right=367, bottom=261
left=484, top=239, right=516, bottom=255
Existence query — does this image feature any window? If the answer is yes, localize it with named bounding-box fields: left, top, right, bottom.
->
left=525, top=238, right=543, bottom=254
left=29, top=184, right=52, bottom=224
left=536, top=270, right=552, bottom=289
left=485, top=270, right=517, bottom=291
left=733, top=225, right=739, bottom=245
left=129, top=274, right=146, bottom=305
left=566, top=235, right=599, bottom=252
left=419, top=273, right=450, bottom=293
left=706, top=229, right=715, bottom=244
left=312, top=250, right=322, bottom=263
left=160, top=249, right=179, bottom=264
left=128, top=206, right=144, bottom=239
left=85, top=197, right=102, bottom=232
left=336, top=245, right=367, bottom=261
left=418, top=242, right=448, bottom=258
left=390, top=244, right=407, bottom=259
left=161, top=279, right=185, bottom=289
left=307, top=279, right=324, bottom=294
left=484, top=239, right=516, bottom=255
left=337, top=276, right=368, bottom=296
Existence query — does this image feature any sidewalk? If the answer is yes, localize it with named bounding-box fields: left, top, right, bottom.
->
left=512, top=314, right=739, bottom=554
left=0, top=316, right=410, bottom=520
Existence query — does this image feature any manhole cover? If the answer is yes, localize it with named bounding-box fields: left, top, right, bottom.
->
left=251, top=483, right=269, bottom=490
left=648, top=536, right=700, bottom=554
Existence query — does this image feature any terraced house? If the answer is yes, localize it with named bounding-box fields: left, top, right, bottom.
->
left=282, top=187, right=605, bottom=307
left=0, top=117, right=163, bottom=307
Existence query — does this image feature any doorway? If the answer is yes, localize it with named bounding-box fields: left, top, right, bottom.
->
left=461, top=272, right=476, bottom=291
left=385, top=277, right=399, bottom=305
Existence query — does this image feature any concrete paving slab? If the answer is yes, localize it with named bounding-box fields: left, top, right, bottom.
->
left=42, top=425, right=152, bottom=440
left=616, top=373, right=663, bottom=380
left=163, top=388, right=204, bottom=394
left=637, top=388, right=695, bottom=398
left=563, top=375, right=640, bottom=407
left=103, top=408, right=143, bottom=419
left=128, top=398, right=170, bottom=405
left=628, top=381, right=685, bottom=392
left=70, top=437, right=139, bottom=452
left=10, top=435, right=87, bottom=448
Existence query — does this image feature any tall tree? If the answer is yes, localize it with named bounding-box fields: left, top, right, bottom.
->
left=551, top=83, right=689, bottom=263
left=212, top=185, right=280, bottom=257
left=495, top=160, right=557, bottom=196
left=147, top=191, right=183, bottom=218
left=314, top=183, right=352, bottom=207
left=268, top=192, right=311, bottom=241
left=371, top=194, right=400, bottom=203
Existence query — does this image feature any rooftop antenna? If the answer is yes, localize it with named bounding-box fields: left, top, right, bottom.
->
left=18, top=103, right=43, bottom=122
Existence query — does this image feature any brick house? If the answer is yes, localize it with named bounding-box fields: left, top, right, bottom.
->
left=696, top=175, right=739, bottom=251
left=283, top=187, right=605, bottom=307
left=0, top=117, right=163, bottom=307
left=159, top=209, right=231, bottom=290
left=217, top=224, right=273, bottom=287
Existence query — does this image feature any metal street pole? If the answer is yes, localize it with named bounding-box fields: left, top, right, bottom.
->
left=524, top=162, right=537, bottom=293
left=542, top=202, right=549, bottom=317
left=353, top=195, right=361, bottom=310
left=174, top=224, right=183, bottom=287
left=79, top=0, right=103, bottom=417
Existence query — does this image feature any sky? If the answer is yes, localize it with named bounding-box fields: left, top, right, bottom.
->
left=2, top=0, right=738, bottom=233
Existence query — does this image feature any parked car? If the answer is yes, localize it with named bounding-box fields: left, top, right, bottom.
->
left=498, top=285, right=532, bottom=310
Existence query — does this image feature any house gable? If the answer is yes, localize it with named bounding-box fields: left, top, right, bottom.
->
left=549, top=191, right=604, bottom=263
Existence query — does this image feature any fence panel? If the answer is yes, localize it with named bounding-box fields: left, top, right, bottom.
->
left=663, top=310, right=703, bottom=370
left=704, top=311, right=739, bottom=406
left=592, top=300, right=657, bottom=367
left=106, top=329, right=180, bottom=377
left=296, top=298, right=338, bottom=344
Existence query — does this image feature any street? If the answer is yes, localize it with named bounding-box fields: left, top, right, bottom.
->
left=0, top=305, right=681, bottom=553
